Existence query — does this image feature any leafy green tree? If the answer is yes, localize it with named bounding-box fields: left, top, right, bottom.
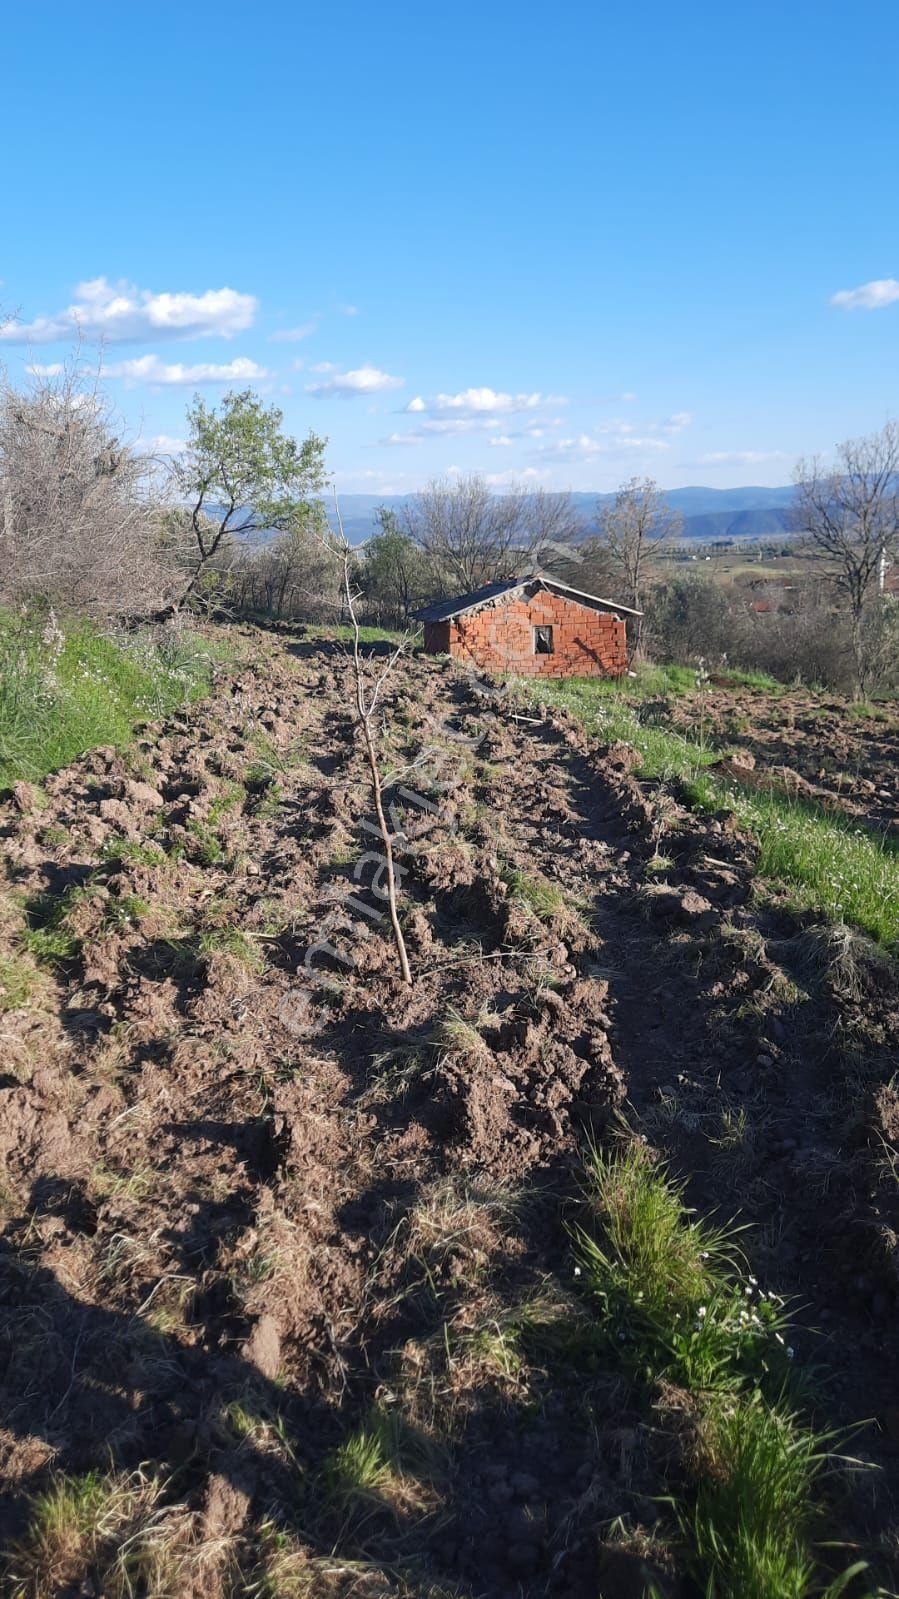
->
left=177, top=389, right=327, bottom=606
left=362, top=507, right=428, bottom=623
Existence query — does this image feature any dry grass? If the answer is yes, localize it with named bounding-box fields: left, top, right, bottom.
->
left=793, top=923, right=899, bottom=1001
left=3, top=1468, right=237, bottom=1599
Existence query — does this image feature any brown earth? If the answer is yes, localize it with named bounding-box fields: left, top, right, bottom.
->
left=1, top=625, right=898, bottom=1596
left=668, top=683, right=899, bottom=834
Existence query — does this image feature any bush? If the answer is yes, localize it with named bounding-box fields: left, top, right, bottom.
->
left=645, top=576, right=732, bottom=665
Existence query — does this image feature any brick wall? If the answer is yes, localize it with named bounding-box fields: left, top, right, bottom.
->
left=424, top=592, right=627, bottom=677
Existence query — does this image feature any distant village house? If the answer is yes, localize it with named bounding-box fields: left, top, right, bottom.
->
left=416, top=573, right=639, bottom=678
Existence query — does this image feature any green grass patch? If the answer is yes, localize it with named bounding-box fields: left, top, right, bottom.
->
left=197, top=926, right=264, bottom=971
left=0, top=607, right=225, bottom=789
left=101, top=838, right=168, bottom=869
left=578, top=1144, right=872, bottom=1598
left=716, top=666, right=787, bottom=693
left=846, top=701, right=890, bottom=722
left=17, top=882, right=99, bottom=969
left=0, top=953, right=37, bottom=1011
left=186, top=820, right=226, bottom=867
left=501, top=864, right=570, bottom=921
left=578, top=1144, right=787, bottom=1393
left=520, top=675, right=899, bottom=949
left=301, top=622, right=412, bottom=648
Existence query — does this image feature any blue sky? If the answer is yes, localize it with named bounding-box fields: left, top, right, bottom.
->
left=1, top=0, right=897, bottom=494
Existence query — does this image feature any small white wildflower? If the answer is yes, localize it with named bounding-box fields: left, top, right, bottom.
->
left=573, top=1266, right=581, bottom=1277
left=697, top=1306, right=707, bottom=1318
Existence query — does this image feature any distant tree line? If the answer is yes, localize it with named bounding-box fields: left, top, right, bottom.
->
left=1, top=352, right=897, bottom=696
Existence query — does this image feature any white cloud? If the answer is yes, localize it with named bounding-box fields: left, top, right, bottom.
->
left=306, top=363, right=404, bottom=397
left=334, top=467, right=411, bottom=491
left=138, top=433, right=187, bottom=456
left=698, top=449, right=790, bottom=465
left=0, top=277, right=257, bottom=345
left=830, top=278, right=899, bottom=311
left=536, top=430, right=671, bottom=463
left=26, top=362, right=65, bottom=377
left=405, top=386, right=545, bottom=416
left=270, top=320, right=318, bottom=342
left=382, top=416, right=507, bottom=445
left=103, top=354, right=270, bottom=386
left=662, top=410, right=694, bottom=433
left=483, top=467, right=549, bottom=486
left=338, top=303, right=359, bottom=317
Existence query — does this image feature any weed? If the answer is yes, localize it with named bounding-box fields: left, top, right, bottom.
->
left=101, top=837, right=168, bottom=869
left=2, top=1467, right=220, bottom=1599
left=846, top=701, right=889, bottom=722
left=103, top=894, right=150, bottom=930
left=197, top=926, right=264, bottom=971
left=186, top=820, right=226, bottom=867
left=501, top=862, right=593, bottom=946
left=38, top=823, right=69, bottom=848
left=793, top=923, right=898, bottom=1001
left=246, top=728, right=308, bottom=778
left=320, top=1409, right=442, bottom=1544
left=206, top=780, right=245, bottom=824
left=19, top=924, right=82, bottom=966
left=89, top=1160, right=154, bottom=1203
left=430, top=1006, right=492, bottom=1062
left=254, top=779, right=284, bottom=821
left=645, top=852, right=675, bottom=876
left=0, top=953, right=37, bottom=1011
left=576, top=1143, right=873, bottom=1598
left=360, top=1043, right=433, bottom=1105
left=681, top=1395, right=867, bottom=1599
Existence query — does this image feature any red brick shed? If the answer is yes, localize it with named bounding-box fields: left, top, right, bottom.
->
left=416, top=573, right=639, bottom=678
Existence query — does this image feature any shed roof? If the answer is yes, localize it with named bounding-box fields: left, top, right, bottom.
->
left=415, top=572, right=642, bottom=624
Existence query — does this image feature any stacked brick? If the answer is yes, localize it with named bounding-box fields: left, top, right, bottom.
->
left=422, top=591, right=628, bottom=678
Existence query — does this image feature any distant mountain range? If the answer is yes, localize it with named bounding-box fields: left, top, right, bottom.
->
left=323, top=486, right=797, bottom=547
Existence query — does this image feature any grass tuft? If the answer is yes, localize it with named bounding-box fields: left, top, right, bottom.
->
left=2, top=1467, right=225, bottom=1599
left=0, top=952, right=38, bottom=1011
left=577, top=1142, right=874, bottom=1599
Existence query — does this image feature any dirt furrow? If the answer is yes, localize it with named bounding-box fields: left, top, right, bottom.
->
left=1, top=626, right=898, bottom=1595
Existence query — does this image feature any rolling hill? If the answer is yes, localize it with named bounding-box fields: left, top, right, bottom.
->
left=323, top=485, right=796, bottom=546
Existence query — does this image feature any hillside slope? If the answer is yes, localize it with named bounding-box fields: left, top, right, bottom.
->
left=1, top=628, right=896, bottom=1596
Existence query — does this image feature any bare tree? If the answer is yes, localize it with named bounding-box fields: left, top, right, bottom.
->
left=793, top=421, right=899, bottom=698
left=598, top=477, right=681, bottom=656
left=331, top=507, right=413, bottom=986
left=0, top=356, right=176, bottom=617
left=405, top=474, right=582, bottom=593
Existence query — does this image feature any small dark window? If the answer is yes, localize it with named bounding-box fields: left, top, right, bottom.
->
left=534, top=624, right=554, bottom=655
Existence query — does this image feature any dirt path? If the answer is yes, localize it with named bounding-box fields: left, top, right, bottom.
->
left=1, top=625, right=898, bottom=1595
